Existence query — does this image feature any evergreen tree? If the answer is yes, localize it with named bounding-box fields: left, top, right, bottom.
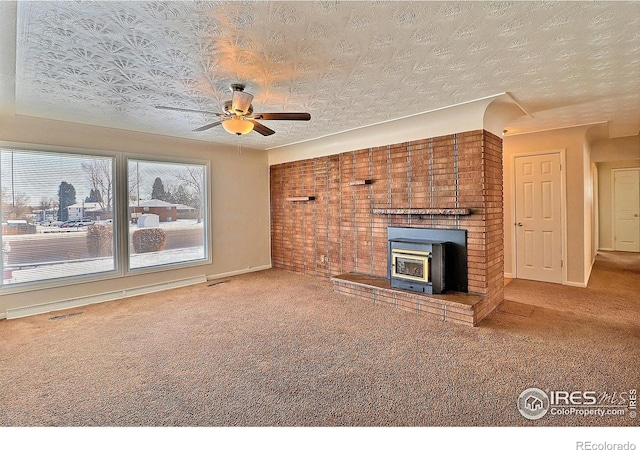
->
left=58, top=181, right=76, bottom=221
left=169, top=184, right=196, bottom=208
left=85, top=188, right=103, bottom=203
left=151, top=177, right=167, bottom=201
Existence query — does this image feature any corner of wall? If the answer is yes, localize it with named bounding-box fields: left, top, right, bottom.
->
left=483, top=93, right=530, bottom=138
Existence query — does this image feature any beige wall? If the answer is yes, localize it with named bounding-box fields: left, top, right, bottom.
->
left=0, top=114, right=271, bottom=313
left=503, top=126, right=591, bottom=286
left=591, top=162, right=599, bottom=261
left=591, top=135, right=640, bottom=162
left=583, top=139, right=595, bottom=281
left=597, top=159, right=640, bottom=249
left=592, top=134, right=640, bottom=250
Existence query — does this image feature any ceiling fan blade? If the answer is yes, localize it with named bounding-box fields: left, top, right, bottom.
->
left=155, top=105, right=221, bottom=115
left=193, top=121, right=223, bottom=132
left=251, top=112, right=311, bottom=121
left=249, top=120, right=275, bottom=136
left=231, top=90, right=254, bottom=115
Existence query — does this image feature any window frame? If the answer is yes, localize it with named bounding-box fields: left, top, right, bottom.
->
left=0, top=143, right=212, bottom=295
left=123, top=154, right=211, bottom=276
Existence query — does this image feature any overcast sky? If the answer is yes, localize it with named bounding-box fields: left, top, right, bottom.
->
left=1, top=149, right=204, bottom=208
left=1, top=150, right=96, bottom=207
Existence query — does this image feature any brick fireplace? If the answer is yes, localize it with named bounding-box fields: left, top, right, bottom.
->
left=270, top=130, right=503, bottom=326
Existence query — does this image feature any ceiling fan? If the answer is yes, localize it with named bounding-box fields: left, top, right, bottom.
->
left=155, top=84, right=311, bottom=136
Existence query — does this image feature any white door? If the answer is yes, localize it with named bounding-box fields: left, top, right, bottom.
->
left=613, top=169, right=640, bottom=252
left=515, top=153, right=563, bottom=284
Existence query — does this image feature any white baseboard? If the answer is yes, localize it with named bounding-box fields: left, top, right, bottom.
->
left=598, top=247, right=615, bottom=252
left=5, top=275, right=207, bottom=320
left=564, top=258, right=596, bottom=289
left=504, top=272, right=515, bottom=279
left=207, top=264, right=272, bottom=281
left=502, top=274, right=585, bottom=287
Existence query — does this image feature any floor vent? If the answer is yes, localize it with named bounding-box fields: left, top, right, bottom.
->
left=49, top=312, right=83, bottom=321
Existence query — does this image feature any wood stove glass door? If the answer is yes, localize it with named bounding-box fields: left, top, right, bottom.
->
left=391, top=250, right=430, bottom=283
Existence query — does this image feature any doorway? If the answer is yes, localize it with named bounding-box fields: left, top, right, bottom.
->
left=514, top=152, right=564, bottom=284
left=612, top=168, right=640, bottom=252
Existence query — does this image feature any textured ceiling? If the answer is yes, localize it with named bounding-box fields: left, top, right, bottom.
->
left=10, top=1, right=640, bottom=150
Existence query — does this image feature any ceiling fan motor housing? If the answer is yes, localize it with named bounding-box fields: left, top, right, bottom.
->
left=223, top=100, right=252, bottom=116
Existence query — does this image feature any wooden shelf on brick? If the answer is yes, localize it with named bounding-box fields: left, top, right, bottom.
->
left=372, top=208, right=471, bottom=216
left=286, top=196, right=315, bottom=202
left=348, top=179, right=373, bottom=186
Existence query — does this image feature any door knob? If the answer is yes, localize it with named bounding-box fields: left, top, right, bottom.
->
left=635, top=214, right=639, bottom=217
left=516, top=222, right=523, bottom=227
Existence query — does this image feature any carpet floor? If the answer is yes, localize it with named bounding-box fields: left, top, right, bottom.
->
left=0, top=252, right=638, bottom=427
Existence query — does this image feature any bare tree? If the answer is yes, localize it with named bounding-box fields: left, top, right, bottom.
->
left=38, top=198, right=53, bottom=212
left=1, top=187, right=8, bottom=220
left=175, top=167, right=204, bottom=222
left=37, top=197, right=58, bottom=221
left=3, top=192, right=31, bottom=220
left=81, top=160, right=113, bottom=213
left=128, top=161, right=140, bottom=204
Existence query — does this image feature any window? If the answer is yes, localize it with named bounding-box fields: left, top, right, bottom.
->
left=1, top=149, right=116, bottom=286
left=127, top=159, right=208, bottom=270
left=1, top=148, right=210, bottom=291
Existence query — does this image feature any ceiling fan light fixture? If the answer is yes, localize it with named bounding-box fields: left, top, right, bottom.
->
left=222, top=116, right=254, bottom=135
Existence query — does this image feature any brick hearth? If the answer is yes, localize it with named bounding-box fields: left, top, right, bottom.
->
left=332, top=273, right=482, bottom=326
left=270, top=130, right=503, bottom=326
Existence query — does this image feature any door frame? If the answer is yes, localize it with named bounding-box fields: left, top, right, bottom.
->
left=611, top=167, right=640, bottom=252
left=510, top=149, right=568, bottom=285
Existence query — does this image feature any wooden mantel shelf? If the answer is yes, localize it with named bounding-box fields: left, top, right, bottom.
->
left=286, top=196, right=315, bottom=202
left=372, top=208, right=471, bottom=216
left=348, top=179, right=373, bottom=186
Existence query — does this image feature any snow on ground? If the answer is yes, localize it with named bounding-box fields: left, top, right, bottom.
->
left=4, top=246, right=206, bottom=285
left=2, top=219, right=207, bottom=285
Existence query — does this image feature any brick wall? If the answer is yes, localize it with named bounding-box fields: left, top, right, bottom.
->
left=270, top=130, right=503, bottom=323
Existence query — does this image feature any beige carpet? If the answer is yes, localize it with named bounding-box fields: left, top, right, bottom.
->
left=0, top=252, right=638, bottom=427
